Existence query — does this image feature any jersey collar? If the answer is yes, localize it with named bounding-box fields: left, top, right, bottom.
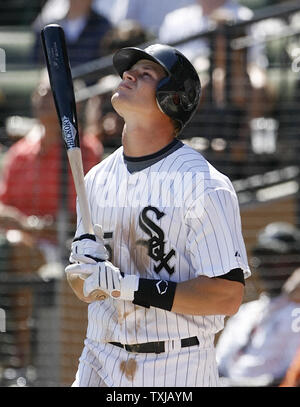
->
left=123, top=138, right=183, bottom=173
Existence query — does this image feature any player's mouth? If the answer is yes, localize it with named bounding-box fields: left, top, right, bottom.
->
left=118, top=81, right=133, bottom=90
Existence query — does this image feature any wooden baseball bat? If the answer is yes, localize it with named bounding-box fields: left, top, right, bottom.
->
left=41, top=24, right=94, bottom=235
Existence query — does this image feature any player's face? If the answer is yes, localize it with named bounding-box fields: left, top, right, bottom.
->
left=111, top=59, right=166, bottom=118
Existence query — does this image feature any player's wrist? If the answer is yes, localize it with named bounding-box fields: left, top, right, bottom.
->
left=119, top=274, right=140, bottom=300
left=133, top=278, right=177, bottom=311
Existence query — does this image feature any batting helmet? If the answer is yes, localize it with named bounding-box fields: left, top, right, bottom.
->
left=112, top=44, right=201, bottom=132
left=251, top=222, right=300, bottom=296
left=254, top=222, right=300, bottom=255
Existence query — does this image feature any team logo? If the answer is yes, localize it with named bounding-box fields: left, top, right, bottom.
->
left=62, top=116, right=77, bottom=149
left=138, top=206, right=176, bottom=275
left=156, top=280, right=168, bottom=295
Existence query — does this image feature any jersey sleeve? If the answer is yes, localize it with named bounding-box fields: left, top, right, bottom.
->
left=185, top=188, right=251, bottom=279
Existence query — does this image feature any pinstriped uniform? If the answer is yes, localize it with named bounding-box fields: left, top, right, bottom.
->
left=72, top=139, right=250, bottom=387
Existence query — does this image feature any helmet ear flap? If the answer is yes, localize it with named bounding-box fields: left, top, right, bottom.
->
left=156, top=77, right=177, bottom=117
left=172, top=93, right=181, bottom=106
left=156, top=76, right=200, bottom=128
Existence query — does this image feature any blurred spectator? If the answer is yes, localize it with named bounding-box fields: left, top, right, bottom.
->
left=0, top=69, right=102, bottom=370
left=34, top=0, right=119, bottom=25
left=110, top=0, right=195, bottom=36
left=216, top=222, right=300, bottom=386
left=0, top=69, right=102, bottom=265
left=162, top=1, right=277, bottom=180
left=31, top=0, right=112, bottom=69
left=82, top=80, right=123, bottom=149
left=101, top=19, right=155, bottom=55
left=159, top=0, right=254, bottom=62
left=181, top=9, right=274, bottom=179
left=93, top=0, right=121, bottom=22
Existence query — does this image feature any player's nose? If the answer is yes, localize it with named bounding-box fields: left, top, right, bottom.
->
left=123, top=69, right=137, bottom=82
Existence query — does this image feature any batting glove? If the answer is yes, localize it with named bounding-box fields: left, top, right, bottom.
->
left=65, top=261, right=139, bottom=300
left=69, top=224, right=109, bottom=264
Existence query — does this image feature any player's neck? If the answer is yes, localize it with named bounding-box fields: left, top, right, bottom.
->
left=122, top=122, right=174, bottom=158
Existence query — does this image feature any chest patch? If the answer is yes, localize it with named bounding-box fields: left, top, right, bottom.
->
left=137, top=206, right=176, bottom=275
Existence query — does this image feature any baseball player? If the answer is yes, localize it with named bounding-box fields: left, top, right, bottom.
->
left=65, top=44, right=251, bottom=387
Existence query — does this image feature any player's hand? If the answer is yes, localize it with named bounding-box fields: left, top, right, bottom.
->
left=69, top=224, right=109, bottom=264
left=65, top=261, right=139, bottom=301
left=65, top=270, right=108, bottom=303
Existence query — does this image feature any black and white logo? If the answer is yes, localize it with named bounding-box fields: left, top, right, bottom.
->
left=156, top=280, right=168, bottom=295
left=138, top=206, right=175, bottom=275
left=62, top=116, right=77, bottom=149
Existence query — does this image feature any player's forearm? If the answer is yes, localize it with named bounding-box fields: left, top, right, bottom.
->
left=171, top=276, right=244, bottom=316
left=131, top=274, right=244, bottom=316
left=65, top=260, right=244, bottom=315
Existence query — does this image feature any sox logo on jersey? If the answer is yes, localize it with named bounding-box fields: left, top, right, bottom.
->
left=138, top=206, right=176, bottom=275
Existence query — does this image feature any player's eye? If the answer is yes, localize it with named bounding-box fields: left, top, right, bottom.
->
left=142, top=71, right=152, bottom=78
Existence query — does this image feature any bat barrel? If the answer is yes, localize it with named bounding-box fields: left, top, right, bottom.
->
left=41, top=24, right=80, bottom=150
left=41, top=24, right=94, bottom=235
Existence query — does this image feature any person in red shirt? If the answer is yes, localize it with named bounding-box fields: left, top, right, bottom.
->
left=0, top=70, right=102, bottom=370
left=0, top=70, right=102, bottom=257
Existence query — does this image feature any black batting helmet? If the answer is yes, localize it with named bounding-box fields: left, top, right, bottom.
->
left=251, top=222, right=300, bottom=296
left=254, top=222, right=300, bottom=255
left=112, top=44, right=201, bottom=132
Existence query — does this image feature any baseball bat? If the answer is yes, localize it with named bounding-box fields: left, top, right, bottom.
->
left=41, top=24, right=94, bottom=235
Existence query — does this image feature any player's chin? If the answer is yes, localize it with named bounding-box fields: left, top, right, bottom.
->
left=111, top=91, right=123, bottom=109
left=111, top=92, right=131, bottom=117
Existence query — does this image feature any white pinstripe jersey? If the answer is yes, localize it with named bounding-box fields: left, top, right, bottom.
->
left=75, top=139, right=251, bottom=347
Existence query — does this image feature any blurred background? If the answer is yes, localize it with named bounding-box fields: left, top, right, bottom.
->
left=0, top=0, right=300, bottom=387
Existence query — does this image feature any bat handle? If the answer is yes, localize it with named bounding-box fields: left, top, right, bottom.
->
left=67, top=148, right=94, bottom=235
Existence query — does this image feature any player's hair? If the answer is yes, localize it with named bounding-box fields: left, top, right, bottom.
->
left=172, top=119, right=181, bottom=137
